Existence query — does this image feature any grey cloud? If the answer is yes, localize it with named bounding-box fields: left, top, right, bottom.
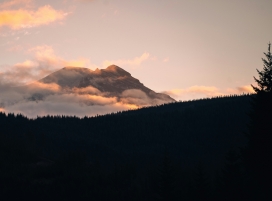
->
left=120, top=89, right=168, bottom=106
left=0, top=83, right=142, bottom=118
left=3, top=98, right=128, bottom=118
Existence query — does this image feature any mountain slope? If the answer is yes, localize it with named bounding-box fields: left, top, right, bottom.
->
left=37, top=65, right=175, bottom=105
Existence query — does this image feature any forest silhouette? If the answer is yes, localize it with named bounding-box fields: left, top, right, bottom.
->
left=0, top=43, right=272, bottom=200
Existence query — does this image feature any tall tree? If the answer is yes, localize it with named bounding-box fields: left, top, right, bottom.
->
left=243, top=42, right=272, bottom=200
left=252, top=42, right=272, bottom=92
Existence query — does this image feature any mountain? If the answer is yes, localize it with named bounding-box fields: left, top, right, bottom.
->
left=33, top=65, right=175, bottom=106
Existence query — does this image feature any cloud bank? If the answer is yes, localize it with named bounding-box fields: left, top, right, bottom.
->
left=0, top=82, right=140, bottom=118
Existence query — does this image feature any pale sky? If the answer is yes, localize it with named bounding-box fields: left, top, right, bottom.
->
left=1, top=0, right=272, bottom=101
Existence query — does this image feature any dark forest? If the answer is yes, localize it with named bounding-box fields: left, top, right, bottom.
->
left=0, top=93, right=269, bottom=201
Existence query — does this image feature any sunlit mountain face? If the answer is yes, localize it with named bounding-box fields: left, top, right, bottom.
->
left=0, top=65, right=175, bottom=117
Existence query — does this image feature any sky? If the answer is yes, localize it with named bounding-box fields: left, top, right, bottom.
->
left=0, top=0, right=272, bottom=116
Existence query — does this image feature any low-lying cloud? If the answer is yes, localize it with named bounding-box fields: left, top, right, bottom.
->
left=163, top=85, right=254, bottom=101
left=0, top=82, right=140, bottom=118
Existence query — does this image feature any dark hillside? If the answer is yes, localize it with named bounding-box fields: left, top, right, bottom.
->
left=1, top=94, right=252, bottom=167
left=0, top=94, right=253, bottom=200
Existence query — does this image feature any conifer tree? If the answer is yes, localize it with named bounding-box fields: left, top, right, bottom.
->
left=243, top=42, right=272, bottom=200
left=252, top=42, right=272, bottom=92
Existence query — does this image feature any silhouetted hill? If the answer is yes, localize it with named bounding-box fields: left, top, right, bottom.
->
left=0, top=93, right=252, bottom=166
left=0, top=93, right=254, bottom=200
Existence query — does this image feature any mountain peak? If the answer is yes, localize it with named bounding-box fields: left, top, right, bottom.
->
left=37, top=65, right=175, bottom=105
left=106, top=64, right=121, bottom=70
left=104, top=65, right=131, bottom=76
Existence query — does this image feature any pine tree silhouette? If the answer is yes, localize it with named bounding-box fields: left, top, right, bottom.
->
left=243, top=42, right=272, bottom=200
left=252, top=42, right=272, bottom=92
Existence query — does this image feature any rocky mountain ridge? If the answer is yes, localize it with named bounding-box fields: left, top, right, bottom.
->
left=37, top=65, right=175, bottom=105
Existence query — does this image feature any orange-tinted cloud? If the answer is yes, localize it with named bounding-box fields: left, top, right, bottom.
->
left=226, top=85, right=255, bottom=95
left=164, top=86, right=223, bottom=100
left=4, top=47, right=158, bottom=85
left=1, top=46, right=154, bottom=85
left=0, top=5, right=68, bottom=30
left=27, top=82, right=62, bottom=93
left=164, top=85, right=255, bottom=101
left=71, top=86, right=101, bottom=95
left=28, top=45, right=92, bottom=68
left=0, top=45, right=94, bottom=84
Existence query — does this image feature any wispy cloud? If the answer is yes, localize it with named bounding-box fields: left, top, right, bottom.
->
left=102, top=52, right=150, bottom=68
left=227, top=85, right=255, bottom=94
left=0, top=45, right=94, bottom=85
left=163, top=85, right=254, bottom=101
left=0, top=45, right=155, bottom=85
left=164, top=86, right=223, bottom=100
left=0, top=5, right=68, bottom=30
